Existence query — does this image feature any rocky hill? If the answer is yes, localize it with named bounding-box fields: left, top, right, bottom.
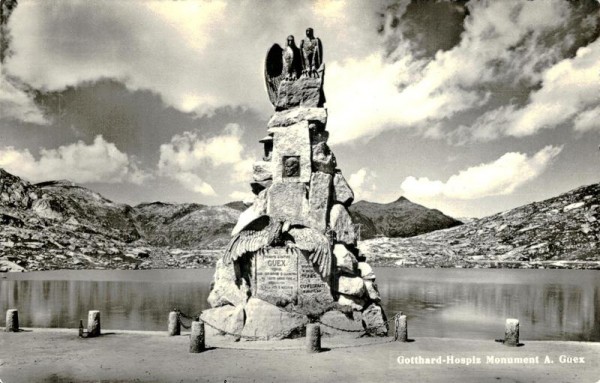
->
left=359, top=182, right=600, bottom=269
left=0, top=169, right=234, bottom=272
left=349, top=196, right=462, bottom=239
left=3, top=168, right=597, bottom=271
left=134, top=202, right=239, bottom=248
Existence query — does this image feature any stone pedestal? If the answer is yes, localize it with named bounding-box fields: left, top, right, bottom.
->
left=189, top=321, right=205, bottom=353
left=504, top=318, right=519, bottom=346
left=87, top=310, right=101, bottom=337
left=5, top=309, right=19, bottom=332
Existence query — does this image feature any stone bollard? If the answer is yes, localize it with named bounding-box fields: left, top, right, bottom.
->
left=395, top=314, right=408, bottom=342
left=189, top=321, right=205, bottom=353
left=504, top=318, right=519, bottom=346
left=87, top=310, right=101, bottom=337
left=5, top=309, right=19, bottom=332
left=168, top=311, right=180, bottom=336
left=306, top=323, right=321, bottom=353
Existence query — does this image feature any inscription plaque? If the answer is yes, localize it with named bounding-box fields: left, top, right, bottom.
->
left=253, top=247, right=333, bottom=309
left=254, top=247, right=299, bottom=306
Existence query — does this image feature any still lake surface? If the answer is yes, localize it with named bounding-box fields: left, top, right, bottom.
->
left=1, top=268, right=599, bottom=341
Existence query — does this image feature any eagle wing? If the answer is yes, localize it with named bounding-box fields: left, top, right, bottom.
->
left=288, top=227, right=332, bottom=278
left=223, top=216, right=280, bottom=264
left=264, top=44, right=284, bottom=106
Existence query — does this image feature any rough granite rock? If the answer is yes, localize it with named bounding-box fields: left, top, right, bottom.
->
left=333, top=244, right=357, bottom=274
left=271, top=122, right=312, bottom=183
left=307, top=172, right=332, bottom=231
left=319, top=310, right=363, bottom=336
left=330, top=204, right=357, bottom=246
left=337, top=294, right=367, bottom=311
left=200, top=305, right=245, bottom=338
left=208, top=259, right=251, bottom=308
left=275, top=77, right=325, bottom=110
left=311, top=142, right=336, bottom=174
left=31, top=197, right=63, bottom=220
left=337, top=275, right=366, bottom=296
left=241, top=298, right=308, bottom=339
left=364, top=280, right=381, bottom=302
left=252, top=161, right=273, bottom=182
left=362, top=303, right=388, bottom=336
left=357, top=262, right=376, bottom=280
left=267, top=182, right=307, bottom=224
left=333, top=170, right=354, bottom=206
left=267, top=107, right=327, bottom=128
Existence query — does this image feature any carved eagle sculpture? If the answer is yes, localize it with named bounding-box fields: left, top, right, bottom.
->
left=223, top=215, right=332, bottom=278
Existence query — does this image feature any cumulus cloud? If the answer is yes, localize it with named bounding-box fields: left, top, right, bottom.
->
left=348, top=167, right=378, bottom=201
left=158, top=124, right=253, bottom=195
left=326, top=0, right=598, bottom=144
left=462, top=37, right=600, bottom=141
left=0, top=76, right=47, bottom=125
left=4, top=0, right=383, bottom=117
left=401, top=145, right=563, bottom=200
left=0, top=135, right=149, bottom=184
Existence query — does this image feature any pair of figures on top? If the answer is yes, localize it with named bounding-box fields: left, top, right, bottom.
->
left=283, top=27, right=323, bottom=80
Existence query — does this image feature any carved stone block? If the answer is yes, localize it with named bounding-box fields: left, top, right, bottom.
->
left=275, top=77, right=325, bottom=110
left=333, top=170, right=354, bottom=206
left=329, top=203, right=357, bottom=246
left=306, top=172, right=332, bottom=232
left=253, top=160, right=273, bottom=182
left=267, top=182, right=307, bottom=223
left=311, top=142, right=336, bottom=174
left=271, top=122, right=311, bottom=183
left=268, top=107, right=328, bottom=128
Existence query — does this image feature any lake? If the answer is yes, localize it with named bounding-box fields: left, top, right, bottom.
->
left=1, top=268, right=599, bottom=341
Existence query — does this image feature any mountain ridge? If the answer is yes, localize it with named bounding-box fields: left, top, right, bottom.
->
left=1, top=168, right=598, bottom=271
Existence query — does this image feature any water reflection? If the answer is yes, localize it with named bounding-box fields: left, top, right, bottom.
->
left=1, top=268, right=599, bottom=340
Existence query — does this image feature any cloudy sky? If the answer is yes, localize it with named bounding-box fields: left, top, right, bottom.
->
left=1, top=0, right=599, bottom=218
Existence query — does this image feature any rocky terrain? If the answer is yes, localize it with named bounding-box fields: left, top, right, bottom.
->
left=360, top=182, right=600, bottom=269
left=0, top=169, right=229, bottom=272
left=349, top=196, right=462, bottom=239
left=2, top=168, right=599, bottom=271
left=0, top=168, right=462, bottom=272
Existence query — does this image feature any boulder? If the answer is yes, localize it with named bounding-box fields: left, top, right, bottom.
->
left=333, top=171, right=354, bottom=206
left=275, top=76, right=325, bottom=110
left=364, top=280, right=381, bottom=302
left=267, top=182, right=308, bottom=224
left=207, top=258, right=251, bottom=308
left=268, top=107, right=328, bottom=128
left=271, top=122, right=312, bottom=183
left=311, top=142, right=336, bottom=174
left=362, top=303, right=388, bottom=336
left=310, top=128, right=329, bottom=145
left=306, top=172, right=332, bottom=231
left=337, top=294, right=367, bottom=311
left=200, top=305, right=245, bottom=338
left=252, top=161, right=273, bottom=182
left=337, top=275, right=366, bottom=296
left=241, top=298, right=308, bottom=340
left=32, top=197, right=63, bottom=220
left=357, top=262, right=376, bottom=280
left=333, top=244, right=357, bottom=274
left=329, top=204, right=357, bottom=246
left=319, top=310, right=363, bottom=336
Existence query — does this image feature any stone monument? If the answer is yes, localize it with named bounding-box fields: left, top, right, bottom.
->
left=202, top=28, right=387, bottom=339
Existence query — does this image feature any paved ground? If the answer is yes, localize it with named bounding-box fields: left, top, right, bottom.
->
left=1, top=329, right=599, bottom=382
